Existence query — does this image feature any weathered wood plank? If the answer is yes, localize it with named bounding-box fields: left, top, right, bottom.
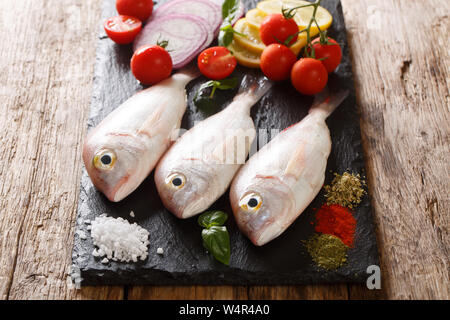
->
left=341, top=0, right=449, bottom=299
left=128, top=286, right=248, bottom=300
left=0, top=0, right=123, bottom=299
left=248, top=285, right=349, bottom=300
left=348, top=284, right=386, bottom=300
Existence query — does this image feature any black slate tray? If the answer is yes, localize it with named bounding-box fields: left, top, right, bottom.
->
left=72, top=0, right=379, bottom=285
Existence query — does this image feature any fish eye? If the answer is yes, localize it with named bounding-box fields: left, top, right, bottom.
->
left=165, top=173, right=186, bottom=190
left=239, top=192, right=263, bottom=213
left=93, top=149, right=116, bottom=170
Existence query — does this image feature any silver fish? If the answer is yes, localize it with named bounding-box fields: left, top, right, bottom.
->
left=230, top=89, right=349, bottom=246
left=155, top=74, right=272, bottom=219
left=83, top=69, right=198, bottom=202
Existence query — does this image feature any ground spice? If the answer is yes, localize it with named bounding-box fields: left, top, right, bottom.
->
left=304, top=234, right=348, bottom=270
left=314, top=204, right=356, bottom=247
left=324, top=171, right=366, bottom=208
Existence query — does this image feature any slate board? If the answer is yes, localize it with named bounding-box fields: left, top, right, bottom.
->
left=72, top=0, right=379, bottom=286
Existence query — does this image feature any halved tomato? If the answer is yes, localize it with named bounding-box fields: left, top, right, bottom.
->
left=104, top=15, right=142, bottom=45
left=116, top=0, right=153, bottom=22
left=198, top=47, right=237, bottom=80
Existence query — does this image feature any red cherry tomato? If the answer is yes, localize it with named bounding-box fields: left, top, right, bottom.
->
left=197, top=46, right=237, bottom=80
left=291, top=58, right=328, bottom=95
left=311, top=38, right=342, bottom=73
left=260, top=44, right=297, bottom=81
left=131, top=45, right=173, bottom=85
left=116, top=0, right=154, bottom=22
left=260, top=13, right=299, bottom=46
left=104, top=15, right=142, bottom=44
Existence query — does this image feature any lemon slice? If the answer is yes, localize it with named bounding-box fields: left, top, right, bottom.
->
left=245, top=8, right=268, bottom=30
left=233, top=18, right=310, bottom=56
left=257, top=0, right=332, bottom=33
left=233, top=18, right=266, bottom=54
left=227, top=40, right=261, bottom=68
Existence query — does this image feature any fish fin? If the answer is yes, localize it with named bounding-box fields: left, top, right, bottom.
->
left=234, top=70, right=273, bottom=105
left=309, top=87, right=349, bottom=118
left=174, top=64, right=201, bottom=83
left=284, top=143, right=306, bottom=178
left=138, top=103, right=165, bottom=138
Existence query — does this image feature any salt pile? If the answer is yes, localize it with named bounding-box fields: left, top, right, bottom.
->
left=90, top=214, right=150, bottom=263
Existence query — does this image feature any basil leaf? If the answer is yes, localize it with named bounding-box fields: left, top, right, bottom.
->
left=194, top=77, right=238, bottom=110
left=219, top=0, right=240, bottom=47
left=215, top=77, right=238, bottom=90
left=198, top=210, right=228, bottom=228
left=222, top=0, right=239, bottom=20
left=202, top=226, right=231, bottom=265
left=194, top=96, right=216, bottom=112
left=194, top=80, right=215, bottom=100
left=219, top=27, right=234, bottom=47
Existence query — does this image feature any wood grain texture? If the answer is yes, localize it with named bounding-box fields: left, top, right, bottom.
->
left=128, top=286, right=249, bottom=300
left=341, top=0, right=449, bottom=299
left=248, top=285, right=349, bottom=300
left=0, top=0, right=448, bottom=299
left=0, top=0, right=122, bottom=299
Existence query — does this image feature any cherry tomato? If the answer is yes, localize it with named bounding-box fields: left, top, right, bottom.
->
left=116, top=0, right=154, bottom=22
left=197, top=47, right=237, bottom=80
left=260, top=13, right=299, bottom=46
left=131, top=45, right=173, bottom=85
left=311, top=38, right=342, bottom=73
left=260, top=44, right=297, bottom=81
left=291, top=58, right=328, bottom=95
left=104, top=15, right=142, bottom=44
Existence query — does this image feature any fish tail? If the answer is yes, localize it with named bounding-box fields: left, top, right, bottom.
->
left=309, top=87, right=350, bottom=118
left=174, top=64, right=201, bottom=83
left=234, top=71, right=273, bottom=105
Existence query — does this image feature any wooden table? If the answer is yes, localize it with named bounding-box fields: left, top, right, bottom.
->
left=0, top=0, right=448, bottom=300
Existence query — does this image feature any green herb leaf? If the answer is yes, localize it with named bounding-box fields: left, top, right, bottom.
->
left=214, top=77, right=238, bottom=90
left=219, top=25, right=247, bottom=47
left=194, top=80, right=216, bottom=101
left=194, top=77, right=238, bottom=111
left=198, top=210, right=228, bottom=228
left=222, top=0, right=239, bottom=21
left=218, top=0, right=241, bottom=47
left=219, top=24, right=244, bottom=47
left=202, top=226, right=231, bottom=265
left=193, top=96, right=216, bottom=112
left=218, top=27, right=234, bottom=47
left=220, top=24, right=247, bottom=38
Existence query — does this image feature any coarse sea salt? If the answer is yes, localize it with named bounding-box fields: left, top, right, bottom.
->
left=76, top=230, right=87, bottom=240
left=90, top=214, right=150, bottom=263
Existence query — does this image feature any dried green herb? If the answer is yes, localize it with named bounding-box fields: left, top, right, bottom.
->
left=304, top=234, right=348, bottom=270
left=324, top=171, right=366, bottom=209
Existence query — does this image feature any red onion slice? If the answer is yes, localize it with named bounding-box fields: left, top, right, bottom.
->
left=133, top=14, right=209, bottom=69
left=154, top=0, right=222, bottom=33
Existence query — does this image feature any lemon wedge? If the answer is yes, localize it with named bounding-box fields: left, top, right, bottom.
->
left=257, top=0, right=333, bottom=33
left=245, top=8, right=268, bottom=30
left=233, top=18, right=266, bottom=54
left=227, top=40, right=261, bottom=69
left=233, top=18, right=310, bottom=56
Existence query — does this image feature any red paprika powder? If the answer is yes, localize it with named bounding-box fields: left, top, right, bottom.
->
left=314, top=204, right=356, bottom=247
